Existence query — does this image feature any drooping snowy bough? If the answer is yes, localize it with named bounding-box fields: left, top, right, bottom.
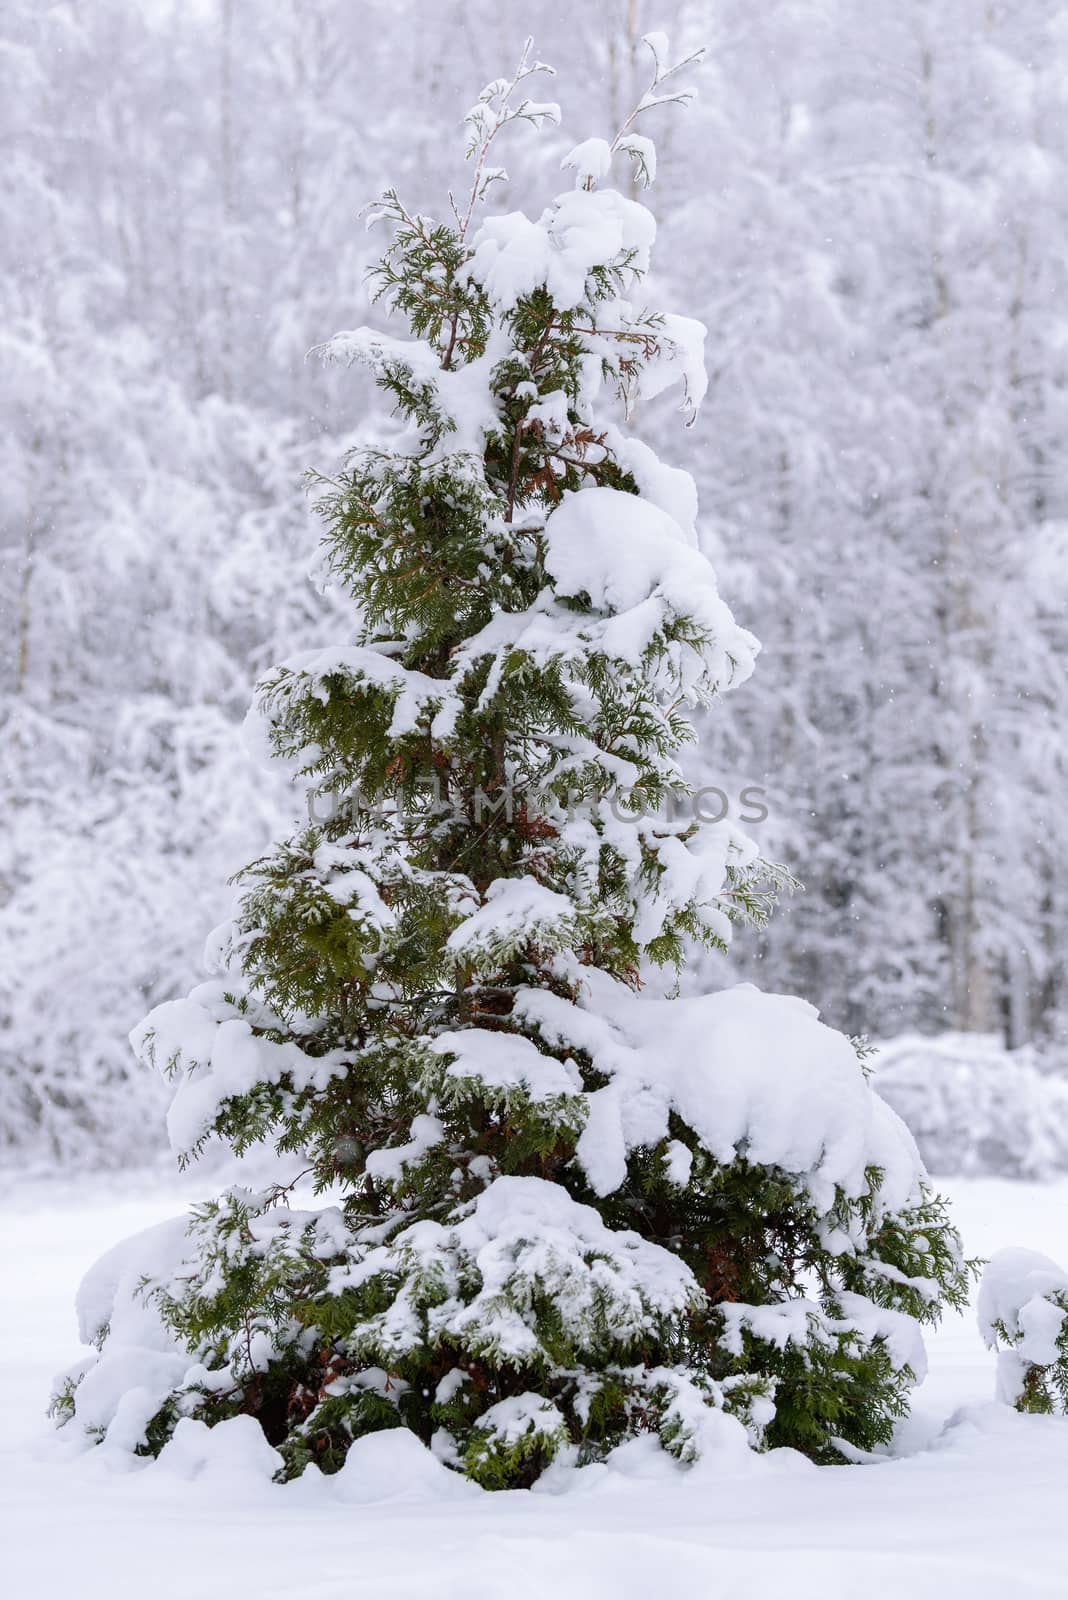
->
left=53, top=40, right=970, bottom=1488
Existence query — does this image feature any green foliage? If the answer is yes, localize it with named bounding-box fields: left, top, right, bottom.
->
left=722, top=1314, right=910, bottom=1461
left=1014, top=1323, right=1068, bottom=1416
left=569, top=1140, right=971, bottom=1462
left=462, top=1398, right=570, bottom=1489
left=835, top=1180, right=978, bottom=1323
left=370, top=191, right=492, bottom=365
left=277, top=1387, right=407, bottom=1481
left=148, top=1191, right=343, bottom=1361
left=1016, top=1346, right=1068, bottom=1414
left=48, top=1374, right=81, bottom=1429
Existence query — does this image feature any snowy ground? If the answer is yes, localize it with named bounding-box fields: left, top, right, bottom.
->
left=3, top=1172, right=1068, bottom=1599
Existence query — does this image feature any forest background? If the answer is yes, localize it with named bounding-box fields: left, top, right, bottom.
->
left=5, top=0, right=1068, bottom=1167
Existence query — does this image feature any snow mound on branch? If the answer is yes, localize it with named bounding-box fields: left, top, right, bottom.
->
left=721, top=1294, right=927, bottom=1383
left=467, top=189, right=707, bottom=419
left=132, top=983, right=354, bottom=1155
left=515, top=975, right=923, bottom=1211
left=873, top=1032, right=1068, bottom=1177
left=560, top=138, right=614, bottom=187
left=543, top=484, right=757, bottom=682
left=467, top=188, right=656, bottom=311
left=75, top=1215, right=191, bottom=1349
left=438, top=1177, right=701, bottom=1349
left=58, top=1215, right=196, bottom=1455
left=364, top=1113, right=445, bottom=1182
left=979, top=1247, right=1068, bottom=1355
left=429, top=1029, right=581, bottom=1102
left=637, top=312, right=709, bottom=418
left=246, top=643, right=461, bottom=761
left=446, top=875, right=577, bottom=958
left=475, top=1391, right=569, bottom=1450
left=332, top=1176, right=701, bottom=1365
left=616, top=132, right=657, bottom=186
left=452, top=486, right=756, bottom=708
left=545, top=484, right=725, bottom=632
left=607, top=431, right=699, bottom=540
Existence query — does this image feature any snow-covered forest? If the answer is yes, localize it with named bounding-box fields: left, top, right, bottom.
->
left=6, top=0, right=1068, bottom=1169
left=6, top=4, right=1068, bottom=1591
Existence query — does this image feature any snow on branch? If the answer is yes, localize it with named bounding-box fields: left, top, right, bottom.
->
left=979, top=1247, right=1068, bottom=1413
left=452, top=38, right=560, bottom=240
left=562, top=31, right=704, bottom=193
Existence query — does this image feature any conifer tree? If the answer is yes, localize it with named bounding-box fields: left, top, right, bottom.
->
left=54, top=38, right=971, bottom=1487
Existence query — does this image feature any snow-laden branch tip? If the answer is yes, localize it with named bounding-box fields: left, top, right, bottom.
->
left=562, top=33, right=704, bottom=192
left=619, top=33, right=704, bottom=136
left=453, top=38, right=559, bottom=238
left=560, top=137, right=614, bottom=189
left=641, top=31, right=706, bottom=90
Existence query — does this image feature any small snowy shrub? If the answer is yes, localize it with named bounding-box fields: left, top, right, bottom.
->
left=54, top=39, right=970, bottom=1487
left=979, top=1247, right=1068, bottom=1413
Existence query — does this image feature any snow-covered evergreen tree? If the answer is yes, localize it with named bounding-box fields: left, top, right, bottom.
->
left=54, top=40, right=970, bottom=1486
